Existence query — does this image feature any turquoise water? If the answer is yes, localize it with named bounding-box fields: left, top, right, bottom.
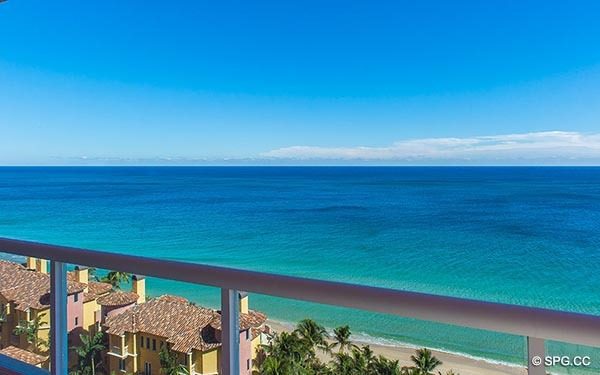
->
left=1, top=167, right=599, bottom=373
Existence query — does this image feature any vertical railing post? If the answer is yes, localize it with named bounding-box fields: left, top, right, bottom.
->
left=221, top=288, right=240, bottom=375
left=50, top=261, right=68, bottom=375
left=527, top=336, right=546, bottom=375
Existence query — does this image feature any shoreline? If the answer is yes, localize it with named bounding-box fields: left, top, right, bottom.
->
left=267, top=319, right=525, bottom=375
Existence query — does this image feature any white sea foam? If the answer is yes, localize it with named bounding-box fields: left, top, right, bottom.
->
left=351, top=331, right=523, bottom=369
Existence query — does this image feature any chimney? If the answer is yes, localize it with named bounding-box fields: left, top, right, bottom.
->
left=74, top=266, right=89, bottom=284
left=132, top=275, right=146, bottom=304
left=26, top=257, right=37, bottom=270
left=239, top=291, right=249, bottom=314
left=36, top=259, right=48, bottom=274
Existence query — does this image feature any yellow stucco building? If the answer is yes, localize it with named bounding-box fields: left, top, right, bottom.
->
left=1, top=258, right=268, bottom=374
left=0, top=258, right=122, bottom=369
left=0, top=258, right=87, bottom=368
left=104, top=294, right=267, bottom=375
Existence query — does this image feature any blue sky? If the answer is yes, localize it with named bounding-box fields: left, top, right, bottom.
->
left=1, top=1, right=600, bottom=165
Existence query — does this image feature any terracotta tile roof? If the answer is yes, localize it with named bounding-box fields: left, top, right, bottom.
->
left=210, top=310, right=267, bottom=332
left=155, top=295, right=188, bottom=304
left=0, top=346, right=48, bottom=366
left=104, top=295, right=267, bottom=353
left=0, top=260, right=86, bottom=311
left=66, top=271, right=113, bottom=302
left=246, top=310, right=267, bottom=328
left=83, top=281, right=113, bottom=303
left=88, top=281, right=113, bottom=296
left=250, top=327, right=264, bottom=340
left=97, top=291, right=138, bottom=307
left=0, top=260, right=23, bottom=273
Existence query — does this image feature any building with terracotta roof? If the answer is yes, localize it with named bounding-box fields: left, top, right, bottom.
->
left=68, top=268, right=145, bottom=335
left=67, top=266, right=112, bottom=335
left=0, top=257, right=145, bottom=371
left=96, top=274, right=145, bottom=325
left=103, top=294, right=268, bottom=375
left=0, top=258, right=87, bottom=358
left=1, top=257, right=268, bottom=374
left=0, top=346, right=48, bottom=368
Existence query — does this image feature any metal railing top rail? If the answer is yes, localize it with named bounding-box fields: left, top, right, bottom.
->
left=1, top=237, right=600, bottom=348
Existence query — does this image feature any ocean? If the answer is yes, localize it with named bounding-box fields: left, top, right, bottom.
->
left=1, top=167, right=599, bottom=373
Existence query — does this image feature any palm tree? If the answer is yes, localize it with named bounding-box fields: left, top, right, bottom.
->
left=273, top=331, right=308, bottom=364
left=360, top=345, right=387, bottom=374
left=87, top=267, right=100, bottom=282
left=258, top=318, right=454, bottom=375
left=410, top=348, right=442, bottom=375
left=71, top=331, right=105, bottom=375
left=14, top=313, right=48, bottom=352
left=101, top=271, right=131, bottom=290
left=331, top=325, right=352, bottom=354
left=372, top=355, right=402, bottom=375
left=259, top=354, right=312, bottom=375
left=259, top=355, right=285, bottom=375
left=296, top=319, right=329, bottom=353
left=259, top=331, right=317, bottom=374
left=401, top=367, right=420, bottom=375
left=350, top=346, right=369, bottom=373
left=159, top=345, right=189, bottom=375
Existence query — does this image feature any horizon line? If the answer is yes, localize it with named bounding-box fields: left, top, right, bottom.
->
left=1, top=164, right=600, bottom=168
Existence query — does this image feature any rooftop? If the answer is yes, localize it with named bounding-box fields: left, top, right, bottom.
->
left=97, top=290, right=138, bottom=307
left=66, top=271, right=113, bottom=303
left=104, top=295, right=266, bottom=353
left=85, top=281, right=113, bottom=302
left=0, top=346, right=47, bottom=366
left=0, top=260, right=86, bottom=311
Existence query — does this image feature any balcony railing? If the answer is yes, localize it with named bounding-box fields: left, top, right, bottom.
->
left=108, top=345, right=129, bottom=358
left=1, top=237, right=600, bottom=375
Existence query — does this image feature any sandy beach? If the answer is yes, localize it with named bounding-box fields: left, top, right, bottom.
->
left=267, top=320, right=526, bottom=375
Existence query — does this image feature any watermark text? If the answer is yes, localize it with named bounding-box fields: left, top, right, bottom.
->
left=531, top=355, right=592, bottom=367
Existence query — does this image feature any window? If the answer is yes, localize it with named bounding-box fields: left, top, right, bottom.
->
left=74, top=293, right=79, bottom=302
left=247, top=359, right=251, bottom=370
left=144, top=362, right=152, bottom=375
left=119, top=358, right=125, bottom=371
left=74, top=317, right=78, bottom=326
left=146, top=337, right=150, bottom=349
left=140, top=336, right=144, bottom=348
left=245, top=330, right=250, bottom=340
left=152, top=338, right=156, bottom=351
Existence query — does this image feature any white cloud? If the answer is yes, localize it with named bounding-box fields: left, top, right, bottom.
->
left=261, top=131, right=600, bottom=164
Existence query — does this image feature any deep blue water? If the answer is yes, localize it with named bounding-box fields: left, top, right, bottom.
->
left=1, top=167, right=599, bottom=373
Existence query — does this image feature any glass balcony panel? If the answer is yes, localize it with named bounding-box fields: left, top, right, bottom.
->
left=541, top=340, right=600, bottom=375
